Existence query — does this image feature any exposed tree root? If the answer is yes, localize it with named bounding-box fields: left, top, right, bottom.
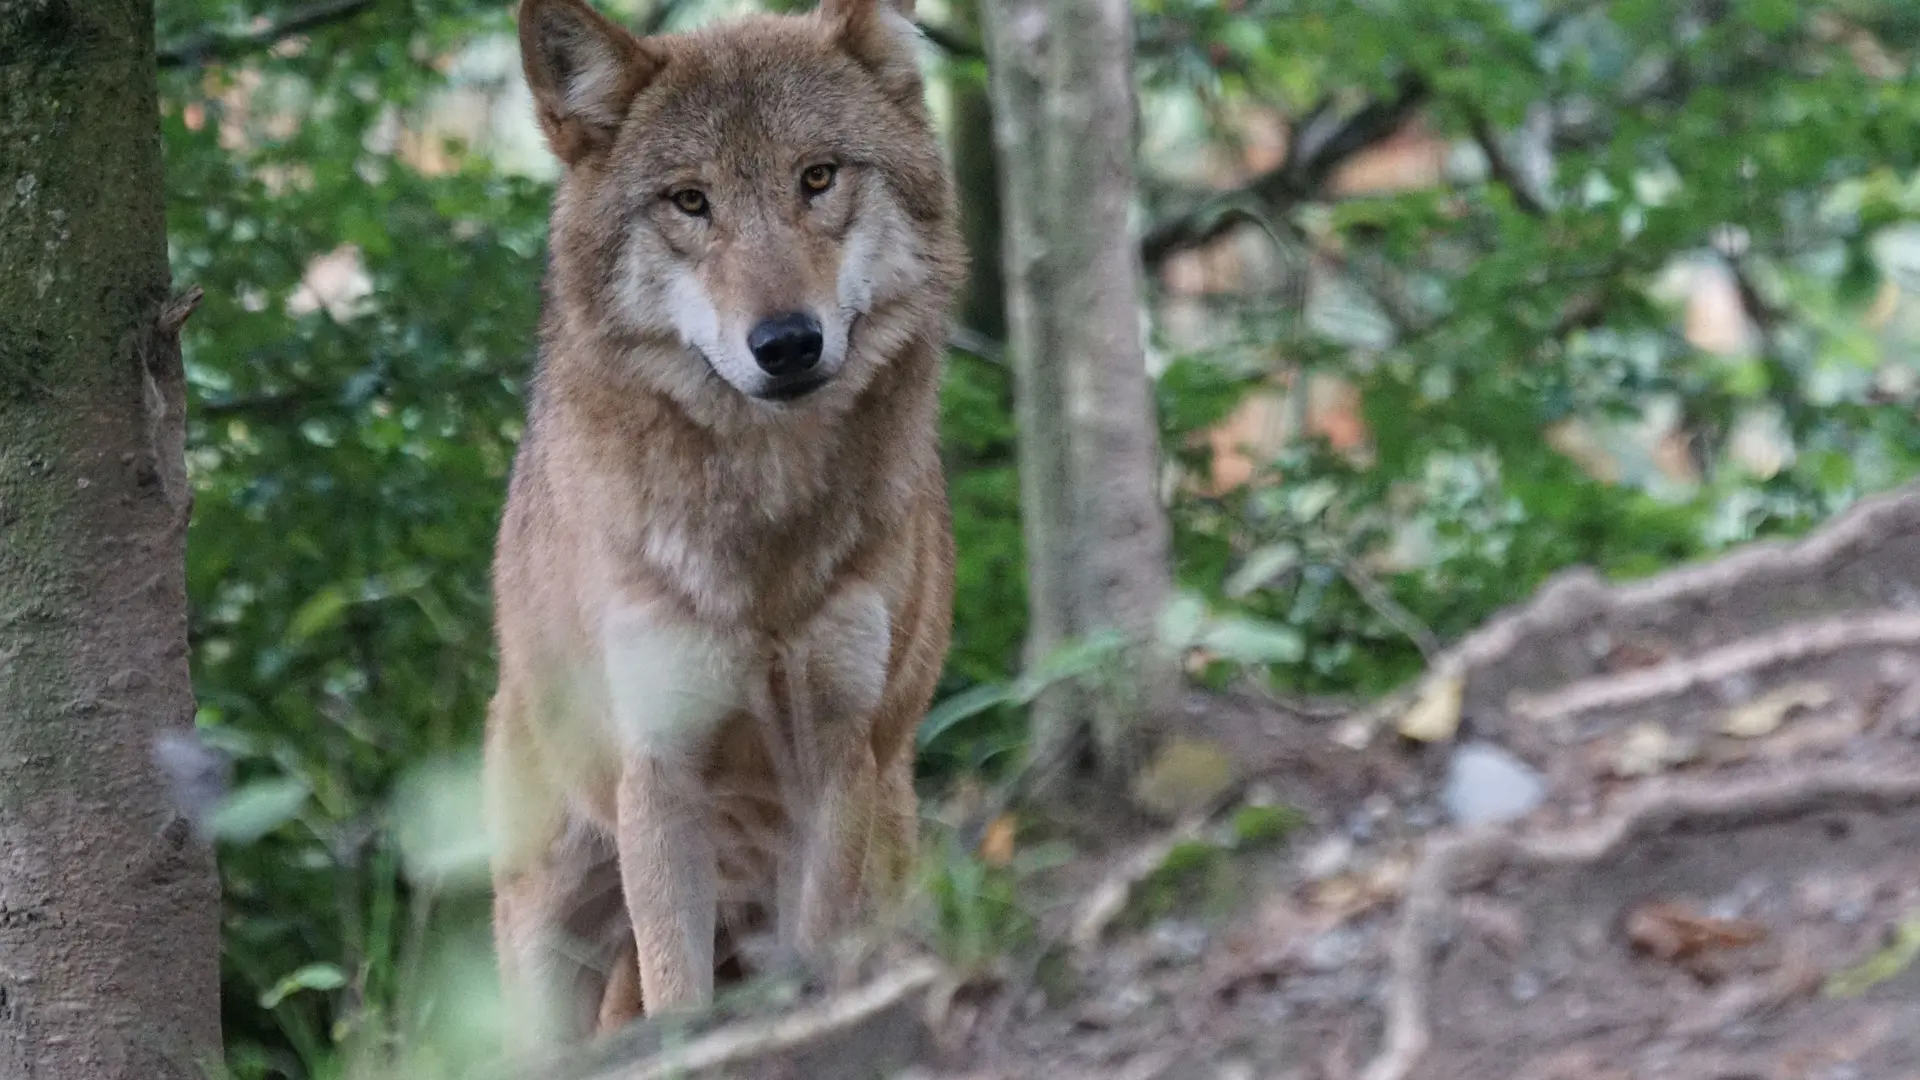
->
left=1507, top=610, right=1920, bottom=724
left=562, top=959, right=945, bottom=1080
left=1359, top=765, right=1920, bottom=1080
left=1349, top=486, right=1920, bottom=746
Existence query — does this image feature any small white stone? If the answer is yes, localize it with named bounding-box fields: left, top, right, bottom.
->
left=1299, top=835, right=1353, bottom=880
left=1443, top=742, right=1546, bottom=826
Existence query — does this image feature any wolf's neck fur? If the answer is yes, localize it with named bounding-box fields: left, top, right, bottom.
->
left=529, top=308, right=944, bottom=626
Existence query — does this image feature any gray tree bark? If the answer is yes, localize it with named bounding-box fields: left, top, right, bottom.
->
left=0, top=2, right=222, bottom=1078
left=980, top=0, right=1178, bottom=793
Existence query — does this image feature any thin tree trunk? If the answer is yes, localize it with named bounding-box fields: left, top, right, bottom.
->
left=981, top=0, right=1177, bottom=795
left=0, top=3, right=222, bottom=1078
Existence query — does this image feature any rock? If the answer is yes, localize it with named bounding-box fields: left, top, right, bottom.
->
left=1147, top=920, right=1210, bottom=966
left=1442, top=742, right=1546, bottom=826
left=1298, top=835, right=1354, bottom=880
left=1302, top=927, right=1364, bottom=973
left=1345, top=793, right=1394, bottom=841
left=1076, top=982, right=1154, bottom=1028
left=1133, top=738, right=1237, bottom=819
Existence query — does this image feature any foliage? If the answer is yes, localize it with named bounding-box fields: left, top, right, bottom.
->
left=1143, top=0, right=1920, bottom=696
left=1124, top=802, right=1302, bottom=929
left=915, top=835, right=1039, bottom=973
left=152, top=0, right=1920, bottom=1075
left=159, top=1, right=536, bottom=1071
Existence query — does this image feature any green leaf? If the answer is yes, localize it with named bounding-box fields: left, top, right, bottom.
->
left=1287, top=479, right=1340, bottom=523
left=191, top=724, right=261, bottom=760
left=1231, top=803, right=1306, bottom=848
left=208, top=778, right=311, bottom=845
left=1156, top=592, right=1209, bottom=649
left=391, top=754, right=494, bottom=886
left=1722, top=356, right=1771, bottom=398
left=1198, top=615, right=1306, bottom=665
left=1010, top=630, right=1131, bottom=701
left=1826, top=915, right=1920, bottom=998
left=285, top=586, right=350, bottom=645
left=1224, top=543, right=1302, bottom=598
left=917, top=683, right=1012, bottom=750
left=258, top=963, right=348, bottom=1010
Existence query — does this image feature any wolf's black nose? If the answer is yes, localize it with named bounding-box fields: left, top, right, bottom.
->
left=748, top=313, right=823, bottom=377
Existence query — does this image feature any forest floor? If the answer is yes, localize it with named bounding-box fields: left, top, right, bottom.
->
left=553, top=487, right=1920, bottom=1080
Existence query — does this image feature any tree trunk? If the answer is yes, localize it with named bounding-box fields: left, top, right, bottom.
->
left=0, top=3, right=222, bottom=1078
left=980, top=0, right=1178, bottom=794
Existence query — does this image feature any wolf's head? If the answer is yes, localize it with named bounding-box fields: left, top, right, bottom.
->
left=520, top=0, right=964, bottom=420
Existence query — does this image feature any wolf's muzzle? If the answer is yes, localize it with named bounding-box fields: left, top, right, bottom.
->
left=748, top=312, right=823, bottom=378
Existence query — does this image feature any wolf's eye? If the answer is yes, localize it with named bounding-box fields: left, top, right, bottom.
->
left=801, top=163, right=837, bottom=195
left=670, top=189, right=709, bottom=216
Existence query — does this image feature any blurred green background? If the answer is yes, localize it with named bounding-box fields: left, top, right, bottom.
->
left=150, top=0, right=1920, bottom=1074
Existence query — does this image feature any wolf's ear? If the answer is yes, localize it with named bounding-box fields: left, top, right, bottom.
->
left=818, top=0, right=925, bottom=111
left=519, top=0, right=662, bottom=165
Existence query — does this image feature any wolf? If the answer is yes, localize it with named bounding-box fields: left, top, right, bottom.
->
left=483, top=0, right=964, bottom=1050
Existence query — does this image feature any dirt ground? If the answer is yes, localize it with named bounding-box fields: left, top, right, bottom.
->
left=556, top=487, right=1920, bottom=1080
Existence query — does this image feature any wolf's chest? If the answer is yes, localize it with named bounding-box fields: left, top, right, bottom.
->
left=630, top=512, right=864, bottom=626
left=590, top=581, right=889, bottom=762
left=598, top=600, right=753, bottom=758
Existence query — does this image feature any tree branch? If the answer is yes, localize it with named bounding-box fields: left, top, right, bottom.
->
left=1331, top=550, right=1442, bottom=660
left=1466, top=109, right=1551, bottom=217
left=1724, top=252, right=1785, bottom=336
left=1140, top=73, right=1430, bottom=267
left=945, top=326, right=1006, bottom=366
left=1138, top=0, right=1612, bottom=267
left=157, top=0, right=378, bottom=70
left=914, top=19, right=984, bottom=59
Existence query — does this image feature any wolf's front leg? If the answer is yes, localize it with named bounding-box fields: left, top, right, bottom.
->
left=783, top=730, right=880, bottom=951
left=615, top=755, right=717, bottom=1010
left=602, top=602, right=743, bottom=1013
left=774, top=585, right=893, bottom=952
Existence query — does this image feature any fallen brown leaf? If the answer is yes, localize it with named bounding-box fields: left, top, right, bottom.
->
left=978, top=815, right=1016, bottom=868
left=1309, top=849, right=1416, bottom=921
left=1603, top=640, right=1671, bottom=673
left=1625, top=902, right=1768, bottom=963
